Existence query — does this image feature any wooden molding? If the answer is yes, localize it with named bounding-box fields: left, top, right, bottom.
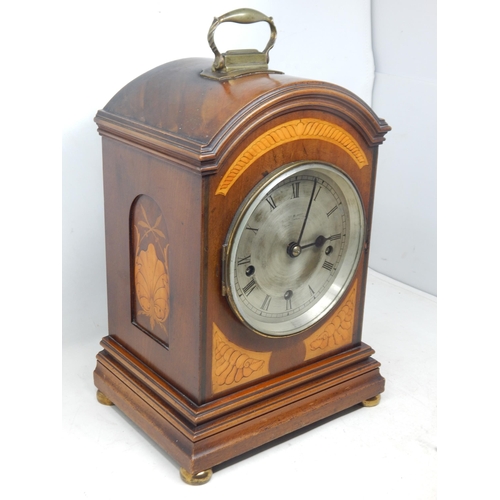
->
left=94, top=338, right=384, bottom=474
left=96, top=335, right=379, bottom=430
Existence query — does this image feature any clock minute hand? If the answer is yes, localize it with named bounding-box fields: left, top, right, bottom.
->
left=296, top=178, right=317, bottom=245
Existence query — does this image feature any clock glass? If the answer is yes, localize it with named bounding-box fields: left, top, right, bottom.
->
left=224, top=161, right=365, bottom=337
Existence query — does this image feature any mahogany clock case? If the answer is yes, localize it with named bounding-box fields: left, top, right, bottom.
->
left=93, top=57, right=390, bottom=476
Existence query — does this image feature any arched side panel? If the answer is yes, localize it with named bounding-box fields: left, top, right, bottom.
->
left=130, top=194, right=170, bottom=348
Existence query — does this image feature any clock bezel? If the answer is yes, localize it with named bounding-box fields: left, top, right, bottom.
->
left=222, top=160, right=366, bottom=338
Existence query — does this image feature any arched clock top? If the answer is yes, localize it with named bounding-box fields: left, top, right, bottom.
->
left=95, top=58, right=390, bottom=172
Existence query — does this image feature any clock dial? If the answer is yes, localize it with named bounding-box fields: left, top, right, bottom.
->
left=224, top=162, right=365, bottom=337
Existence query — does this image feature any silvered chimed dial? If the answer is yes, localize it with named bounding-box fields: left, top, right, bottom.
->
left=224, top=161, right=365, bottom=337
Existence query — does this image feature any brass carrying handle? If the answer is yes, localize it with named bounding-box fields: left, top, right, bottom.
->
left=208, top=8, right=277, bottom=72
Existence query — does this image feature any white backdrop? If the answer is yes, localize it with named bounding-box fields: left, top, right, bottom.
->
left=57, top=1, right=438, bottom=498
left=370, top=0, right=436, bottom=295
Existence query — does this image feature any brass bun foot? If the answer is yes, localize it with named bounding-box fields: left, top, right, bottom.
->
left=362, top=394, right=381, bottom=407
left=180, top=467, right=213, bottom=485
left=96, top=390, right=114, bottom=406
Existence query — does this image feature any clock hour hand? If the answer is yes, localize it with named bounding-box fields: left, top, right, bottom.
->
left=300, top=234, right=341, bottom=250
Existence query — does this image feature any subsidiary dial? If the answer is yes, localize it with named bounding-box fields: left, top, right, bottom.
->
left=224, top=162, right=365, bottom=337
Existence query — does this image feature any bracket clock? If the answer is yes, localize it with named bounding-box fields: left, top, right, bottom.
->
left=93, top=8, right=390, bottom=485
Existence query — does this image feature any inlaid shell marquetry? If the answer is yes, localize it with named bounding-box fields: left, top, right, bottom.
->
left=212, top=323, right=271, bottom=393
left=303, top=281, right=357, bottom=360
left=131, top=195, right=170, bottom=347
